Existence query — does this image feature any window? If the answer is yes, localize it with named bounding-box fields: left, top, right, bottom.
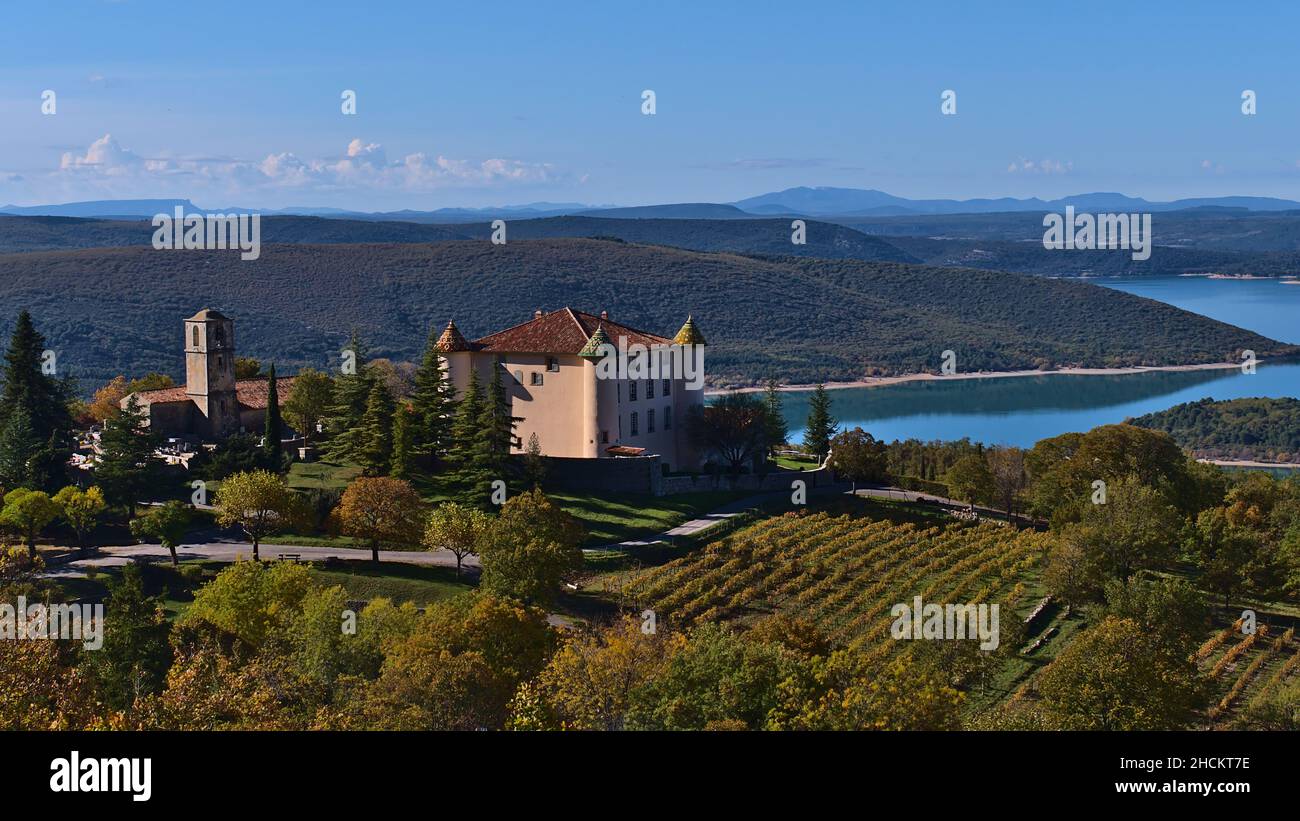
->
left=646, top=379, right=655, bottom=399
left=630, top=412, right=639, bottom=436
left=647, top=409, right=655, bottom=433
left=530, top=372, right=543, bottom=386
left=664, top=406, right=672, bottom=430
left=192, top=326, right=200, bottom=347
left=546, top=357, right=560, bottom=372
left=629, top=381, right=637, bottom=401
left=601, top=430, right=609, bottom=443
left=663, top=379, right=671, bottom=396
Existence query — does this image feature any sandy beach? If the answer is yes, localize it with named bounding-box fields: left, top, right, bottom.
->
left=1198, top=458, right=1300, bottom=469
left=712, top=360, right=1248, bottom=396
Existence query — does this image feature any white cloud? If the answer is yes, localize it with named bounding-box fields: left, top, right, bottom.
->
left=42, top=134, right=564, bottom=201
left=1007, top=157, right=1072, bottom=175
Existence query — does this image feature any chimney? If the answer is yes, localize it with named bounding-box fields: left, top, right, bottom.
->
left=600, top=310, right=608, bottom=320
left=533, top=309, right=543, bottom=320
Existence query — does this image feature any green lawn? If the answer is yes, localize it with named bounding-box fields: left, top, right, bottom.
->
left=550, top=489, right=754, bottom=547
left=286, top=459, right=363, bottom=491
left=308, top=561, right=475, bottom=606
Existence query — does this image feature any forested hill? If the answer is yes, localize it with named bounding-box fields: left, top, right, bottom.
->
left=1129, top=397, right=1300, bottom=463
left=0, top=238, right=1291, bottom=389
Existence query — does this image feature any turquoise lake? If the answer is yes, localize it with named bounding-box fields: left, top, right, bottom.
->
left=779, top=276, right=1300, bottom=447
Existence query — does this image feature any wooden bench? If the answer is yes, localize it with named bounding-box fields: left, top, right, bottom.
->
left=278, top=553, right=303, bottom=563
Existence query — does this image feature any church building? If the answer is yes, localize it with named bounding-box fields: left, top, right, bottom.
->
left=123, top=309, right=294, bottom=440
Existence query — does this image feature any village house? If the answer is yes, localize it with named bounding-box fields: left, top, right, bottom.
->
left=122, top=309, right=294, bottom=440
left=436, top=308, right=707, bottom=472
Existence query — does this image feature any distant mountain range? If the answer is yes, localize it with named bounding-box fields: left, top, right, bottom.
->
left=7, top=187, right=1300, bottom=222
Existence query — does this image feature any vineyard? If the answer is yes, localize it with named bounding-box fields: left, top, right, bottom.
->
left=618, top=510, right=1052, bottom=667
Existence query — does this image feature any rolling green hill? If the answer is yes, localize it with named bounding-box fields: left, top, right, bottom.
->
left=0, top=238, right=1290, bottom=390
left=1129, top=397, right=1300, bottom=463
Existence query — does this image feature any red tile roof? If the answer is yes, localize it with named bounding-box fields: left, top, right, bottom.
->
left=131, top=376, right=296, bottom=411
left=473, top=308, right=671, bottom=355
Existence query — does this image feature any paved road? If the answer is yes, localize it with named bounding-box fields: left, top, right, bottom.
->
left=43, top=540, right=477, bottom=578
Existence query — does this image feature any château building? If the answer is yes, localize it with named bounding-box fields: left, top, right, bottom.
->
left=436, top=308, right=707, bottom=471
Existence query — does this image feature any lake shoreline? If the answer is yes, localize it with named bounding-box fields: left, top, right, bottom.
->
left=1198, top=458, right=1300, bottom=469
left=710, top=360, right=1248, bottom=396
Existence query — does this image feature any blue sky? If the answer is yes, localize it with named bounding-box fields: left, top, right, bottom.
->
left=2, top=0, right=1299, bottom=210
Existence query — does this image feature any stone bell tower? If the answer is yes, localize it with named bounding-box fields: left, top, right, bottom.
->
left=184, top=308, right=239, bottom=438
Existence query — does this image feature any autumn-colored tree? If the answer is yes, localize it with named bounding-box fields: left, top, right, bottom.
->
left=0, top=488, right=61, bottom=556
left=52, top=485, right=107, bottom=554
left=768, top=651, right=963, bottom=730
left=336, top=476, right=424, bottom=562
left=214, top=469, right=302, bottom=561
left=179, top=559, right=314, bottom=648
left=130, top=500, right=192, bottom=566
left=519, top=615, right=683, bottom=731
left=423, top=501, right=490, bottom=576
left=88, top=376, right=128, bottom=423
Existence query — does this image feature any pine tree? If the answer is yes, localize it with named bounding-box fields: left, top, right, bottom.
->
left=390, top=402, right=416, bottom=480
left=803, top=384, right=837, bottom=462
left=262, top=363, right=283, bottom=468
left=763, top=378, right=789, bottom=455
left=481, top=360, right=520, bottom=478
left=322, top=330, right=373, bottom=462
left=410, top=324, right=456, bottom=463
left=448, top=368, right=493, bottom=509
left=357, top=378, right=395, bottom=475
left=0, top=405, right=39, bottom=488
left=0, top=310, right=73, bottom=488
left=96, top=394, right=158, bottom=516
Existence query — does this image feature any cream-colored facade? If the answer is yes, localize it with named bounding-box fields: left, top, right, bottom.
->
left=438, top=309, right=706, bottom=472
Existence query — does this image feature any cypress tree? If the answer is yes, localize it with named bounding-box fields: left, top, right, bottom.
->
left=410, top=324, right=456, bottom=463
left=763, top=378, right=789, bottom=455
left=0, top=405, right=39, bottom=488
left=357, top=377, right=395, bottom=475
left=390, top=402, right=415, bottom=480
left=481, top=359, right=519, bottom=477
left=322, top=330, right=373, bottom=462
left=262, top=363, right=283, bottom=467
left=803, top=384, right=837, bottom=461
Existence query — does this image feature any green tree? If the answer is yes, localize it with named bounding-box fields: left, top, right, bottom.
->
left=1060, top=475, right=1183, bottom=581
left=95, top=394, right=158, bottom=516
left=410, top=325, right=457, bottom=462
left=802, top=384, right=837, bottom=461
left=357, top=378, right=395, bottom=476
left=1186, top=507, right=1260, bottom=606
left=762, top=378, right=789, bottom=454
left=424, top=501, right=490, bottom=576
left=0, top=310, right=74, bottom=458
left=944, top=453, right=994, bottom=506
left=53, top=485, right=107, bottom=554
left=179, top=559, right=314, bottom=648
left=479, top=488, right=585, bottom=604
left=0, top=488, right=61, bottom=556
left=390, top=402, right=416, bottom=480
left=262, top=363, right=283, bottom=467
left=0, top=406, right=40, bottom=489
left=282, top=367, right=333, bottom=444
left=1036, top=616, right=1207, bottom=730
left=214, top=469, right=302, bottom=561
left=480, top=361, right=518, bottom=479
left=827, top=427, right=888, bottom=490
left=322, top=330, right=373, bottom=462
left=85, top=562, right=171, bottom=712
left=522, top=432, right=546, bottom=489
left=448, top=368, right=493, bottom=509
left=130, top=500, right=192, bottom=566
